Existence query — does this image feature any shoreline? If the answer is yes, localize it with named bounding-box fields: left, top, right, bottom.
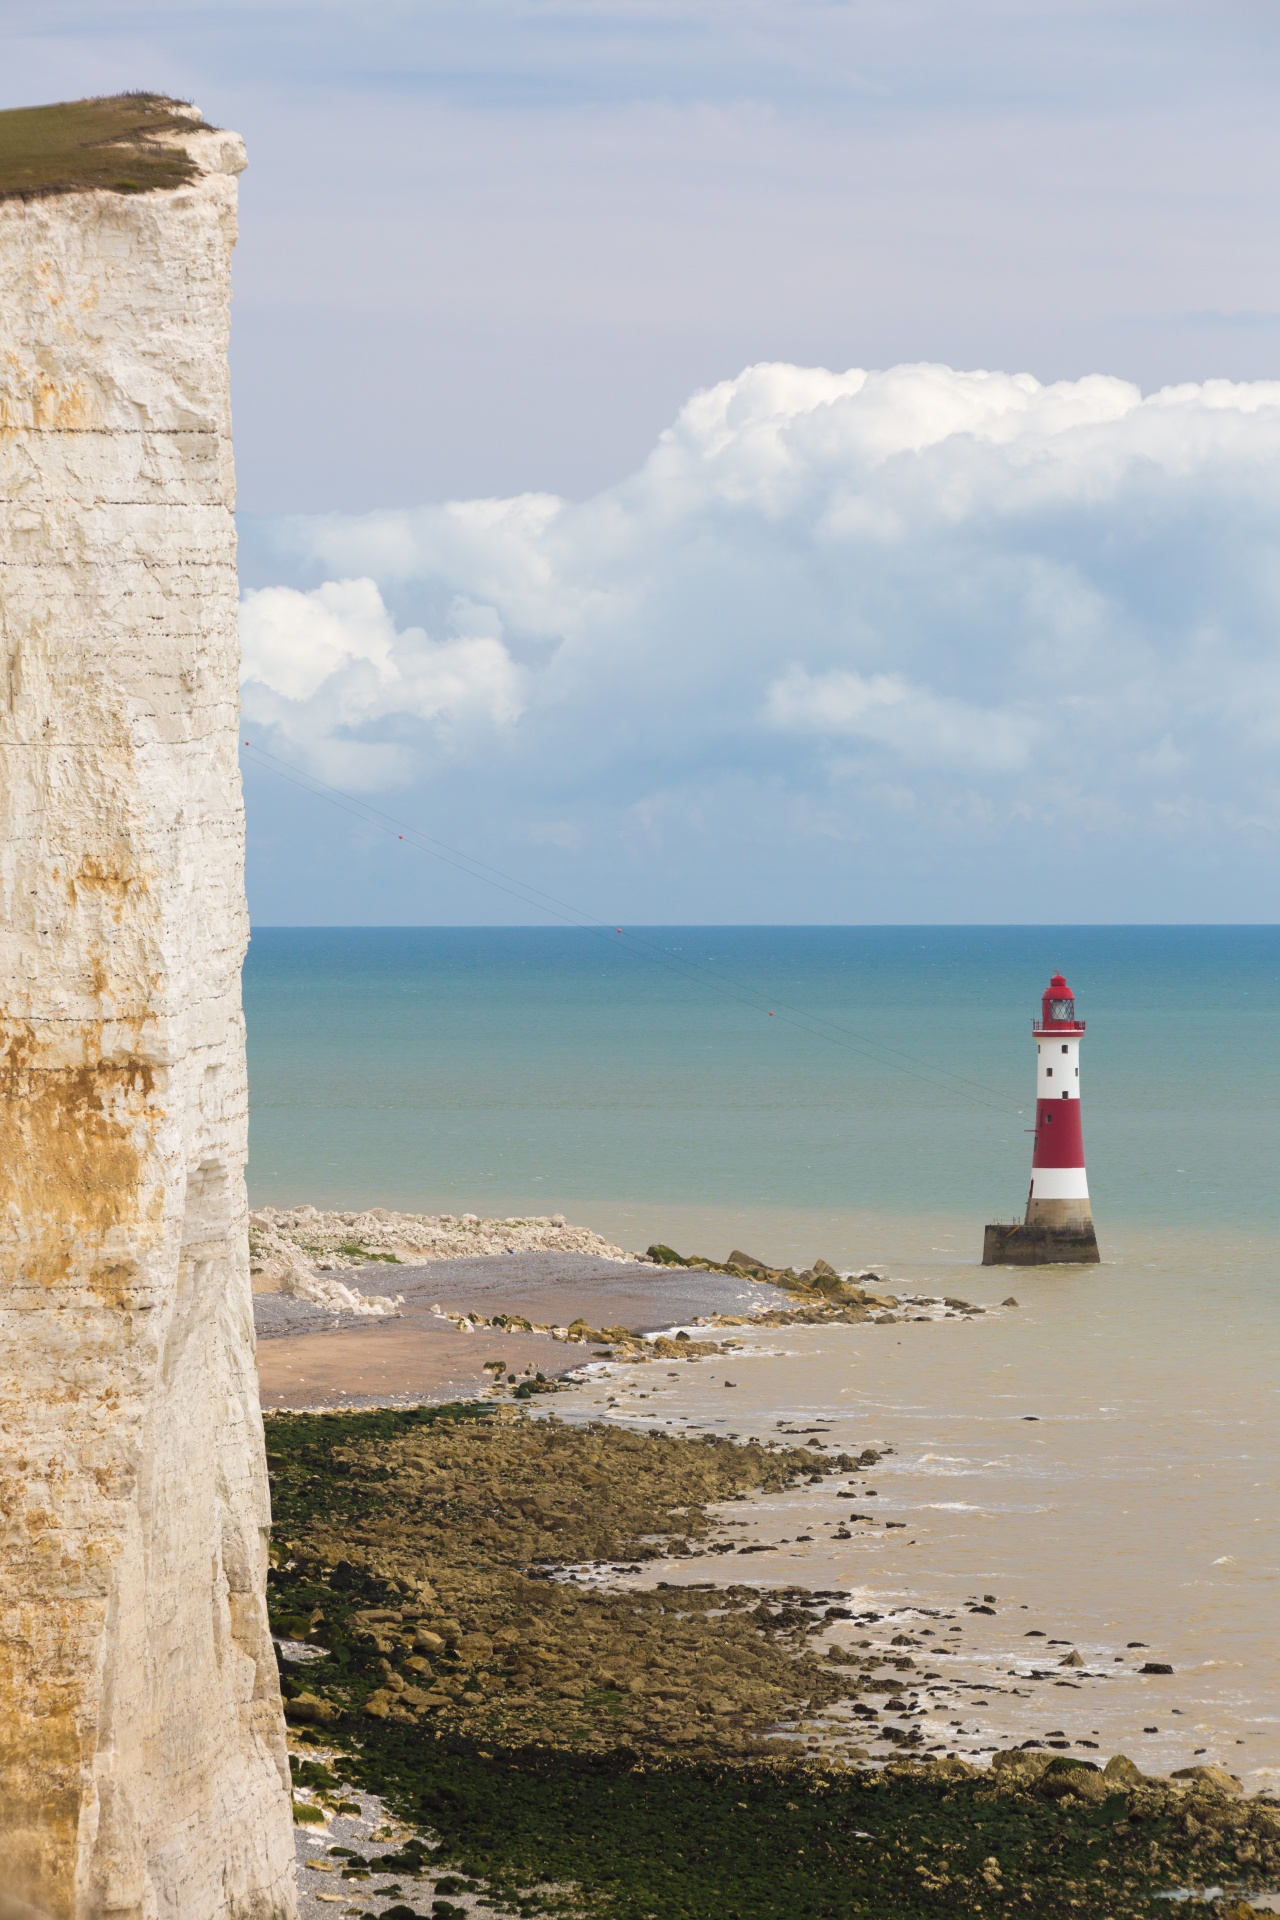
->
left=268, top=1397, right=1280, bottom=1920
left=252, top=1207, right=907, bottom=1413
left=255, top=1206, right=1279, bottom=1800
left=257, top=1210, right=1280, bottom=1914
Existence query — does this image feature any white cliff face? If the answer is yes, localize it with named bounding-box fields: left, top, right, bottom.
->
left=0, top=120, right=297, bottom=1917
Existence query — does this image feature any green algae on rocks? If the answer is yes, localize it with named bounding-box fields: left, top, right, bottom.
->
left=292, top=1741, right=1280, bottom=1920
left=646, top=1242, right=892, bottom=1305
left=266, top=1402, right=867, bottom=1757
left=267, top=1405, right=1280, bottom=1918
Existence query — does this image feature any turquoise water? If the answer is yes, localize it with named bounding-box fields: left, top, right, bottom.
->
left=244, top=924, right=1280, bottom=1239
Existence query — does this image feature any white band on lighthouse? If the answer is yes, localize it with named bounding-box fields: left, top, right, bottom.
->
left=1028, top=1165, right=1090, bottom=1201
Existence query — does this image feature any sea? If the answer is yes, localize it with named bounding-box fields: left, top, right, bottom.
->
left=245, top=925, right=1280, bottom=1786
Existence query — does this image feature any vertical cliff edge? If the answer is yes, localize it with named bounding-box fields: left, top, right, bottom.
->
left=0, top=97, right=296, bottom=1918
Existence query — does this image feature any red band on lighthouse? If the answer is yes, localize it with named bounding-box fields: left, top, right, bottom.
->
left=1031, top=1099, right=1085, bottom=1170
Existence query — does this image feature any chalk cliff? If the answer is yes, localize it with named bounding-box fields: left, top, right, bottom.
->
left=0, top=100, right=295, bottom=1916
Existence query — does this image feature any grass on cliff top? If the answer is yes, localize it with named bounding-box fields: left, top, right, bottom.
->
left=0, top=94, right=202, bottom=201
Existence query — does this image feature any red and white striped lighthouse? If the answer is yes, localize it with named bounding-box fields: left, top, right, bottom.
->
left=984, top=971, right=1100, bottom=1265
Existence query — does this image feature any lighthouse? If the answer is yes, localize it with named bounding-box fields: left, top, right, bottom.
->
left=983, top=972, right=1100, bottom=1266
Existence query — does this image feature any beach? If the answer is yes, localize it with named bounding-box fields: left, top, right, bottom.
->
left=256, top=1206, right=1280, bottom=1799
left=252, top=1209, right=802, bottom=1410
left=265, top=1286, right=1280, bottom=1919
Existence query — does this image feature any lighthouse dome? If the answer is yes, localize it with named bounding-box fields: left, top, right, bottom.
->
left=1039, top=972, right=1084, bottom=1032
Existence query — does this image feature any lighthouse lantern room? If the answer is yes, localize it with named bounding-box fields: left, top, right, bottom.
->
left=983, top=972, right=1100, bottom=1266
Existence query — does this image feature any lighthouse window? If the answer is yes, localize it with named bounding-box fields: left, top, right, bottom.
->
left=1061, top=1090, right=1069, bottom=1099
left=1046, top=1067, right=1053, bottom=1077
left=1061, top=1044, right=1068, bottom=1054
left=1050, top=997, right=1074, bottom=1020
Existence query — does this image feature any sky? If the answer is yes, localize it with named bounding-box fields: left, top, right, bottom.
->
left=6, top=2, right=1280, bottom=923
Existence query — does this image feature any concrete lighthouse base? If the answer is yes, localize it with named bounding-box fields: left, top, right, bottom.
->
left=983, top=1201, right=1100, bottom=1266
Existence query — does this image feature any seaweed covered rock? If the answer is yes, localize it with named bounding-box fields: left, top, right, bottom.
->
left=267, top=1404, right=866, bottom=1757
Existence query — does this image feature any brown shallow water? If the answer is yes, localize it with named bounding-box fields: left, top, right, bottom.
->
left=547, top=1210, right=1280, bottom=1790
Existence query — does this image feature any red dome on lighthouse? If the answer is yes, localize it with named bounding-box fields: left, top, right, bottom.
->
left=1037, top=972, right=1085, bottom=1034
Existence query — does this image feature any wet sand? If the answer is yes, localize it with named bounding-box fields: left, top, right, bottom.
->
left=255, top=1250, right=790, bottom=1410
left=257, top=1320, right=582, bottom=1410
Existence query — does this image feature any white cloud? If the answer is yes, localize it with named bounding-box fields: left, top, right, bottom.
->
left=764, top=665, right=1033, bottom=772
left=245, top=361, right=1280, bottom=917
left=239, top=577, right=525, bottom=786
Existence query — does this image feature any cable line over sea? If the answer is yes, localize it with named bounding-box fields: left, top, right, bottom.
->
left=240, top=739, right=1023, bottom=1117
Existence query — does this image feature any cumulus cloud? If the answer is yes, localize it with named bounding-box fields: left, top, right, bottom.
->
left=243, top=361, right=1280, bottom=917
left=240, top=577, right=524, bottom=785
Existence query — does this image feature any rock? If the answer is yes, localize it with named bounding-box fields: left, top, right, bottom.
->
left=456, top=1633, right=494, bottom=1659
left=812, top=1259, right=840, bottom=1278
left=922, top=1756, right=980, bottom=1781
left=284, top=1693, right=339, bottom=1726
left=727, top=1249, right=771, bottom=1275
left=990, top=1748, right=1053, bottom=1781
left=1039, top=1757, right=1105, bottom=1801
left=1001, top=1296, right=1020, bottom=1306
left=1102, top=1754, right=1146, bottom=1787
left=254, top=1236, right=399, bottom=1315
left=810, top=1272, right=854, bottom=1299
left=1170, top=1764, right=1242, bottom=1795
left=363, top=1692, right=394, bottom=1720
left=1063, top=1770, right=1108, bottom=1803
left=399, top=1685, right=436, bottom=1710
left=1140, top=1661, right=1174, bottom=1674
left=0, top=96, right=294, bottom=1919
left=1058, top=1649, right=1084, bottom=1666
left=255, top=1208, right=633, bottom=1275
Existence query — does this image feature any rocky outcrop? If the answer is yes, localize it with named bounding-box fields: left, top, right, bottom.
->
left=0, top=100, right=295, bottom=1916
left=248, top=1203, right=636, bottom=1288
